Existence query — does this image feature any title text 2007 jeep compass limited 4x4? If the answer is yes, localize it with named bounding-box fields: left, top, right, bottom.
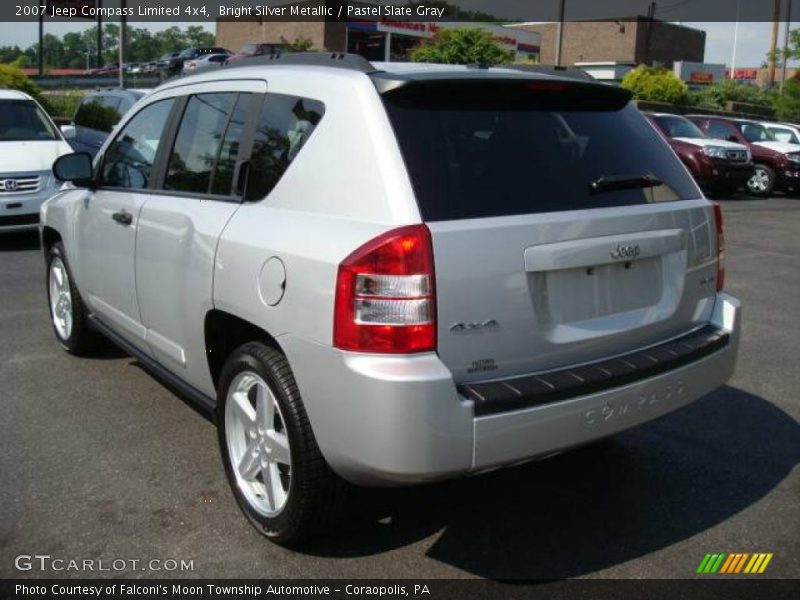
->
left=42, top=54, right=740, bottom=543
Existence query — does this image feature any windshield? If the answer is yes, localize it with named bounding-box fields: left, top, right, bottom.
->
left=383, top=82, right=699, bottom=221
left=736, top=122, right=775, bottom=142
left=653, top=115, right=706, bottom=139
left=0, top=99, right=59, bottom=141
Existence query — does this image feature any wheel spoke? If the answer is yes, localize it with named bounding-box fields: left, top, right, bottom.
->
left=53, top=264, right=64, bottom=288
left=237, top=439, right=261, bottom=481
left=230, top=391, right=256, bottom=425
left=255, top=382, right=274, bottom=430
left=262, top=464, right=277, bottom=511
left=266, top=430, right=291, bottom=465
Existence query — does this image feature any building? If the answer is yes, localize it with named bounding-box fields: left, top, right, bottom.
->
left=517, top=19, right=705, bottom=68
left=217, top=19, right=540, bottom=63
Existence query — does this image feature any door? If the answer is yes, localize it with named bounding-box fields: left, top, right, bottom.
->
left=383, top=81, right=719, bottom=383
left=134, top=82, right=265, bottom=395
left=73, top=98, right=175, bottom=350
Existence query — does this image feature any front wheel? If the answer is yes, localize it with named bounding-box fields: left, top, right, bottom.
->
left=46, top=242, right=96, bottom=354
left=216, top=342, right=348, bottom=544
left=746, top=164, right=776, bottom=197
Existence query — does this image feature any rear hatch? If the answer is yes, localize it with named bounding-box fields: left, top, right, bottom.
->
left=383, top=78, right=720, bottom=382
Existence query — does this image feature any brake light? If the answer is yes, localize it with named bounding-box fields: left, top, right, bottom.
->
left=713, top=203, right=725, bottom=291
left=334, top=225, right=436, bottom=353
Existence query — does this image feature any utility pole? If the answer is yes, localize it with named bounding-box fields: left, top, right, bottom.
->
left=119, top=0, right=126, bottom=88
left=731, top=0, right=741, bottom=79
left=96, top=0, right=103, bottom=69
left=769, top=0, right=781, bottom=87
left=781, top=0, right=793, bottom=91
left=555, top=0, right=565, bottom=66
left=38, top=9, right=44, bottom=76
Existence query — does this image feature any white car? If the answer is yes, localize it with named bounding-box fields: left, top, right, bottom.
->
left=0, top=90, right=74, bottom=232
left=182, top=53, right=230, bottom=74
left=762, top=121, right=800, bottom=145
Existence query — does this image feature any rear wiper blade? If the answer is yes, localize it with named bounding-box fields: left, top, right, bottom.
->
left=589, top=174, right=663, bottom=195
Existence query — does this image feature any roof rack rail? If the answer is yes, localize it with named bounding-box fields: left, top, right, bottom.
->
left=222, top=52, right=378, bottom=73
left=501, top=64, right=596, bottom=81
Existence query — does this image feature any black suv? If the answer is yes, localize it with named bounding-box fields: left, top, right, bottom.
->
left=70, top=89, right=146, bottom=156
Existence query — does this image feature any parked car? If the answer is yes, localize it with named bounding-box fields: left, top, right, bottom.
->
left=86, top=62, right=120, bottom=76
left=43, top=55, right=740, bottom=543
left=0, top=90, right=73, bottom=232
left=156, top=52, right=180, bottom=72
left=168, top=47, right=231, bottom=75
left=69, top=89, right=147, bottom=157
left=645, top=113, right=753, bottom=197
left=227, top=43, right=286, bottom=62
left=688, top=115, right=800, bottom=196
left=182, top=53, right=230, bottom=74
left=761, top=121, right=800, bottom=145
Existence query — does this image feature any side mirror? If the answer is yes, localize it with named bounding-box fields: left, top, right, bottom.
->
left=53, top=152, right=94, bottom=188
left=60, top=124, right=77, bottom=140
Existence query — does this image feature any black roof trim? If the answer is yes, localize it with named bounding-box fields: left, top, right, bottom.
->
left=221, top=52, right=378, bottom=74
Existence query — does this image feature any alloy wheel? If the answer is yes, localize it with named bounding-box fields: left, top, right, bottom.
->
left=225, top=371, right=292, bottom=517
left=48, top=257, right=73, bottom=341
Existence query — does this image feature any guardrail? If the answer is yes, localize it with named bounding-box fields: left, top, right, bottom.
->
left=31, top=75, right=163, bottom=89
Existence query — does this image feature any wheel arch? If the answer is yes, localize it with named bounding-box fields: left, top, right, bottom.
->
left=41, top=226, right=62, bottom=256
left=204, top=309, right=285, bottom=390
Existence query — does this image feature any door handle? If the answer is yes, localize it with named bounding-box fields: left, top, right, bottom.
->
left=111, top=210, right=133, bottom=226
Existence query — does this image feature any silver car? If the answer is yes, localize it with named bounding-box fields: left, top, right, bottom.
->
left=41, top=54, right=740, bottom=543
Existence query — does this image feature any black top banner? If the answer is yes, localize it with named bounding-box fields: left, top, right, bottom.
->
left=4, top=0, right=800, bottom=23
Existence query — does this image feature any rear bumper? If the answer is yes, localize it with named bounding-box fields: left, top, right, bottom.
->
left=283, top=293, right=741, bottom=486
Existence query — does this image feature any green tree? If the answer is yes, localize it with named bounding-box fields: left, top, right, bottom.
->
left=621, top=65, right=689, bottom=104
left=410, top=28, right=515, bottom=66
left=773, top=77, right=800, bottom=121
left=0, top=45, right=26, bottom=64
left=689, top=79, right=773, bottom=109
left=0, top=64, right=43, bottom=101
left=280, top=36, right=317, bottom=52
left=183, top=25, right=215, bottom=49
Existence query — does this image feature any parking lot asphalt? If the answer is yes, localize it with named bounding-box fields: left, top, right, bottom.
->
left=0, top=196, right=798, bottom=580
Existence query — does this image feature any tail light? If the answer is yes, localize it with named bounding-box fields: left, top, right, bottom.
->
left=334, top=225, right=436, bottom=353
left=713, top=203, right=725, bottom=291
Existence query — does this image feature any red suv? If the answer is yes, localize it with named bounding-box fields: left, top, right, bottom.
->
left=646, top=113, right=753, bottom=197
left=688, top=115, right=800, bottom=196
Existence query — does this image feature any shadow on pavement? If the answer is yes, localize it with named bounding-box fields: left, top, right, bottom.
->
left=298, top=385, right=799, bottom=579
left=0, top=231, right=40, bottom=251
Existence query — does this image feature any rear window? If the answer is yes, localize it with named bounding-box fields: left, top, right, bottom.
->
left=383, top=81, right=700, bottom=221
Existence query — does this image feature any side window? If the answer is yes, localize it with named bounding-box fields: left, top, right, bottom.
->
left=771, top=127, right=798, bottom=144
left=211, top=94, right=251, bottom=195
left=164, top=93, right=239, bottom=194
left=708, top=121, right=733, bottom=141
left=74, top=95, right=121, bottom=133
left=245, top=94, right=324, bottom=201
left=100, top=99, right=174, bottom=190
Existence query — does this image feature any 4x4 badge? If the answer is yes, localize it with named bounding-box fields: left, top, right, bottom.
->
left=450, top=319, right=498, bottom=333
left=611, top=244, right=641, bottom=259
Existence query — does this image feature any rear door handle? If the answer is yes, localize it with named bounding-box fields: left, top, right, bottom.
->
left=111, top=210, right=133, bottom=226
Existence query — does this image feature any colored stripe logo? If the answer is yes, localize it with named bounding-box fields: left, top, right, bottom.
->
left=696, top=553, right=773, bottom=574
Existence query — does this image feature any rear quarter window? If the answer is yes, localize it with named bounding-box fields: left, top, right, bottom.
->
left=383, top=81, right=700, bottom=221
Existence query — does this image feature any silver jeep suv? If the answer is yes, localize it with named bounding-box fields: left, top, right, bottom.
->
left=41, top=54, right=740, bottom=543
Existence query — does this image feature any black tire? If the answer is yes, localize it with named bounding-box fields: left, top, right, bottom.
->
left=45, top=242, right=97, bottom=355
left=746, top=164, right=776, bottom=197
left=216, top=342, right=349, bottom=544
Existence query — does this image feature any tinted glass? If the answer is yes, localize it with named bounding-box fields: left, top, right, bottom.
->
left=770, top=127, right=799, bottom=144
left=100, top=99, right=174, bottom=189
left=653, top=115, right=706, bottom=139
left=736, top=122, right=774, bottom=142
left=383, top=82, right=699, bottom=221
left=74, top=95, right=121, bottom=132
left=211, top=94, right=251, bottom=195
left=707, top=121, right=732, bottom=140
left=0, top=99, right=58, bottom=141
left=246, top=94, right=324, bottom=201
left=164, top=93, right=237, bottom=194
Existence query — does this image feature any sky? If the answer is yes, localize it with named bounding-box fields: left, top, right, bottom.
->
left=0, top=21, right=795, bottom=69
